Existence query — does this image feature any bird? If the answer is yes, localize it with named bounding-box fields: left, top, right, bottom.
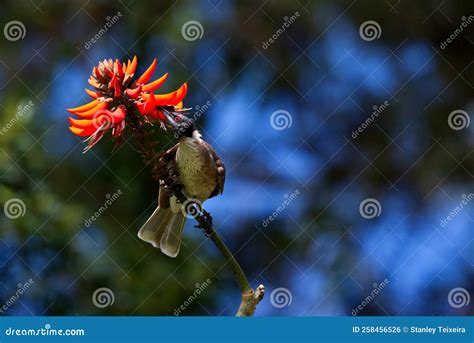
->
left=138, top=110, right=225, bottom=257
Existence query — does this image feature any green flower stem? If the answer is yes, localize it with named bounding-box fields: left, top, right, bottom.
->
left=206, top=223, right=252, bottom=292
left=195, top=212, right=264, bottom=316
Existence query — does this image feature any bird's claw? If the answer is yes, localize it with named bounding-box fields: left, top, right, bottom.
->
left=195, top=209, right=213, bottom=237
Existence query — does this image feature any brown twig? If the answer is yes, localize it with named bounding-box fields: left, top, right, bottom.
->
left=236, top=285, right=266, bottom=316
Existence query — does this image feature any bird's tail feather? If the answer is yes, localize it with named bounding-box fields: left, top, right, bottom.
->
left=137, top=207, right=170, bottom=249
left=138, top=206, right=186, bottom=258
left=160, top=212, right=186, bottom=258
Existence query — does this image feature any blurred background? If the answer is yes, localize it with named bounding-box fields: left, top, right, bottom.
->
left=0, top=0, right=472, bottom=316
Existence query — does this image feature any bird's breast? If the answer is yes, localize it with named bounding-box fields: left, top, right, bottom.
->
left=176, top=137, right=217, bottom=202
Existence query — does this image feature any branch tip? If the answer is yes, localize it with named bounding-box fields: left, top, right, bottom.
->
left=236, top=284, right=265, bottom=316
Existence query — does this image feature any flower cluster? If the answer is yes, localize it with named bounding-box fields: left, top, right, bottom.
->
left=67, top=57, right=187, bottom=152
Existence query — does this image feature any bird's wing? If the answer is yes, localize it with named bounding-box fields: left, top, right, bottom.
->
left=158, top=184, right=171, bottom=208
left=158, top=143, right=179, bottom=209
left=203, top=142, right=226, bottom=198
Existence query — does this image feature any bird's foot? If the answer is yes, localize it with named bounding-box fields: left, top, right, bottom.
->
left=195, top=209, right=213, bottom=237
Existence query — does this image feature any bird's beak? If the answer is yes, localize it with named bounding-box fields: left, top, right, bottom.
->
left=162, top=109, right=179, bottom=129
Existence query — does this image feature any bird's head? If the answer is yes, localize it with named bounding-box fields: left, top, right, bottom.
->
left=161, top=107, right=195, bottom=138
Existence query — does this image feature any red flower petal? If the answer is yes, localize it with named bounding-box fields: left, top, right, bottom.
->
left=68, top=117, right=96, bottom=129
left=88, top=77, right=99, bottom=88
left=171, top=83, right=188, bottom=105
left=85, top=88, right=100, bottom=99
left=141, top=73, right=168, bottom=92
left=67, top=100, right=99, bottom=113
left=113, top=78, right=121, bottom=97
left=109, top=106, right=126, bottom=122
left=69, top=125, right=97, bottom=137
left=114, top=59, right=124, bottom=78
left=136, top=58, right=157, bottom=85
left=142, top=82, right=187, bottom=105
left=124, top=85, right=142, bottom=98
left=150, top=110, right=166, bottom=121
left=104, top=65, right=114, bottom=78
left=69, top=102, right=108, bottom=119
left=91, top=107, right=126, bottom=125
left=136, top=93, right=156, bottom=115
left=93, top=67, right=103, bottom=81
left=126, top=56, right=138, bottom=75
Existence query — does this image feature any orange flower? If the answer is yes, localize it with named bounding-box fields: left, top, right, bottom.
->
left=68, top=57, right=187, bottom=152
